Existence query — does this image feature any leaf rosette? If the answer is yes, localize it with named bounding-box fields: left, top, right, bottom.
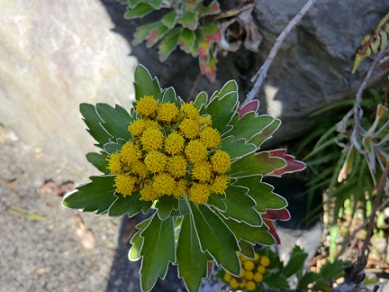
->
left=63, top=64, right=305, bottom=292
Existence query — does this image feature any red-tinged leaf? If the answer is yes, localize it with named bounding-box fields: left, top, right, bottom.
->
left=199, top=1, right=221, bottom=17
left=237, top=100, right=259, bottom=118
left=133, top=22, right=161, bottom=46
left=146, top=25, right=169, bottom=48
left=158, top=28, right=181, bottom=62
left=267, top=149, right=306, bottom=177
left=199, top=54, right=217, bottom=82
left=262, top=208, right=291, bottom=221
left=198, top=40, right=210, bottom=58
left=263, top=219, right=280, bottom=244
left=202, top=24, right=222, bottom=42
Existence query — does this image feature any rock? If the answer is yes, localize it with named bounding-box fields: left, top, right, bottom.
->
left=101, top=0, right=388, bottom=146
left=0, top=0, right=137, bottom=177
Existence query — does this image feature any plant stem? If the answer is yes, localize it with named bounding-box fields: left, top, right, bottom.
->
left=244, top=0, right=316, bottom=105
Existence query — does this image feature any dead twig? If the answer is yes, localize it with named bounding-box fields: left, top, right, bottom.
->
left=244, top=0, right=316, bottom=105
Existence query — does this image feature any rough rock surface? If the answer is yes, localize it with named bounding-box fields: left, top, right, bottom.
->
left=102, top=0, right=388, bottom=145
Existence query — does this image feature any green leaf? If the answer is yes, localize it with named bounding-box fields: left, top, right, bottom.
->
left=223, top=218, right=275, bottom=246
left=148, top=0, right=162, bottom=9
left=127, top=0, right=141, bottom=8
left=162, top=11, right=178, bottom=29
left=191, top=30, right=202, bottom=57
left=263, top=273, right=290, bottom=289
left=129, top=217, right=152, bottom=261
left=222, top=185, right=262, bottom=225
left=207, top=193, right=226, bottom=211
left=189, top=202, right=240, bottom=275
left=215, top=80, right=238, bottom=100
left=178, top=198, right=190, bottom=215
left=229, top=152, right=286, bottom=178
left=109, top=191, right=151, bottom=217
left=80, top=103, right=112, bottom=148
left=319, top=260, right=344, bottom=281
left=228, top=113, right=275, bottom=143
left=62, top=176, right=116, bottom=214
left=235, top=176, right=288, bottom=212
left=179, top=28, right=196, bottom=54
left=193, top=91, right=208, bottom=110
left=201, top=91, right=238, bottom=136
left=238, top=240, right=255, bottom=259
left=156, top=195, right=178, bottom=220
left=283, top=246, right=308, bottom=278
left=177, top=215, right=211, bottom=292
left=251, top=119, right=281, bottom=147
left=134, top=64, right=163, bottom=101
left=297, top=272, right=321, bottom=290
left=96, top=103, right=133, bottom=141
left=158, top=28, right=181, bottom=62
left=140, top=214, right=175, bottom=291
left=162, top=86, right=180, bottom=107
left=124, top=3, right=154, bottom=20
left=220, top=136, right=256, bottom=160
left=86, top=152, right=109, bottom=174
left=103, top=140, right=124, bottom=155
left=179, top=11, right=199, bottom=30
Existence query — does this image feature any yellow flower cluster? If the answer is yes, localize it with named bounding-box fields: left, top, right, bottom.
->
left=223, top=253, right=270, bottom=291
left=106, top=95, right=231, bottom=204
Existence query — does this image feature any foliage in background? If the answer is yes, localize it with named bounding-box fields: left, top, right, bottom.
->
left=293, top=88, right=388, bottom=261
left=353, top=11, right=389, bottom=74
left=119, top=0, right=262, bottom=81
left=217, top=245, right=347, bottom=291
left=62, top=64, right=305, bottom=292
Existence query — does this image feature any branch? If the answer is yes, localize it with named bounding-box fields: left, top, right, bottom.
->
left=244, top=0, right=316, bottom=105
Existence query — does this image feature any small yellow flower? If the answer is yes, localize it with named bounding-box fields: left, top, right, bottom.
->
left=144, top=151, right=168, bottom=173
left=173, top=179, right=187, bottom=198
left=254, top=272, right=264, bottom=282
left=166, top=155, right=187, bottom=178
left=107, top=151, right=123, bottom=174
left=210, top=150, right=231, bottom=173
left=179, top=118, right=200, bottom=139
left=121, top=141, right=141, bottom=164
left=185, top=140, right=208, bottom=163
left=209, top=175, right=229, bottom=194
left=257, top=265, right=266, bottom=274
left=230, top=278, right=239, bottom=289
left=224, top=272, right=232, bottom=282
left=246, top=280, right=256, bottom=291
left=198, top=115, right=212, bottom=128
left=140, top=182, right=158, bottom=201
left=157, top=102, right=179, bottom=123
left=136, top=95, right=158, bottom=118
left=131, top=161, right=149, bottom=179
left=188, top=183, right=210, bottom=204
left=191, top=162, right=212, bottom=182
left=152, top=173, right=175, bottom=196
left=253, top=253, right=260, bottom=262
left=199, top=127, right=221, bottom=149
left=260, top=256, right=270, bottom=267
left=141, top=127, right=164, bottom=151
left=128, top=119, right=146, bottom=137
left=243, top=260, right=254, bottom=271
left=114, top=174, right=137, bottom=196
left=181, top=102, right=200, bottom=120
left=164, top=131, right=185, bottom=155
left=244, top=271, right=254, bottom=280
